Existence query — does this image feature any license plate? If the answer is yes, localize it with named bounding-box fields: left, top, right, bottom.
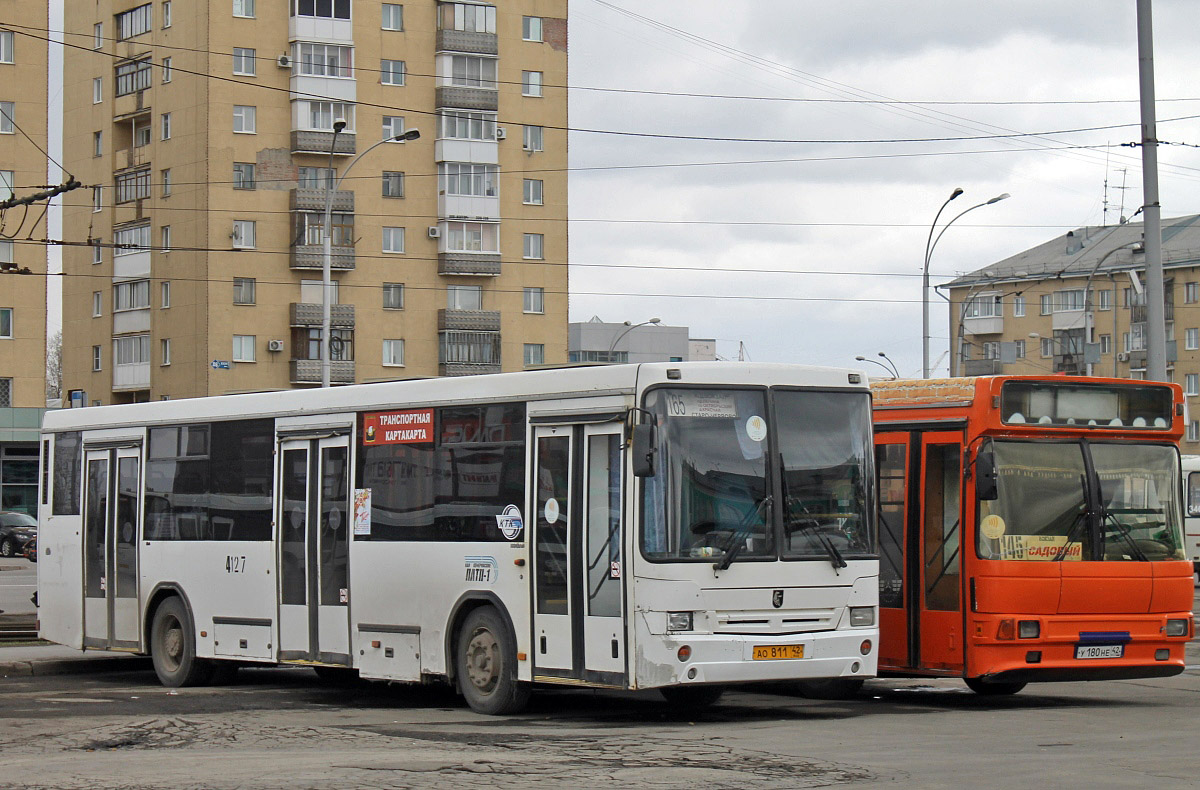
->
left=1075, top=644, right=1124, bottom=660
left=752, top=644, right=804, bottom=661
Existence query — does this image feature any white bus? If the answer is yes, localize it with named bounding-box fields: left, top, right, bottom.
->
left=36, top=363, right=879, bottom=713
left=1182, top=455, right=1200, bottom=582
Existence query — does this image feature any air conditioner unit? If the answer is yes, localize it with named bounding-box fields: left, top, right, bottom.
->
left=1117, top=351, right=1130, bottom=362
left=427, top=226, right=441, bottom=239
left=495, top=127, right=506, bottom=140
left=277, top=54, right=292, bottom=69
left=267, top=339, right=285, bottom=353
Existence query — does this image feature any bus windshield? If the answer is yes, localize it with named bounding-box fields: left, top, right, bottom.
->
left=978, top=440, right=1185, bottom=562
left=640, top=387, right=874, bottom=563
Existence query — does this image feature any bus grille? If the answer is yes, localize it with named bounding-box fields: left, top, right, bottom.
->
left=713, top=608, right=837, bottom=635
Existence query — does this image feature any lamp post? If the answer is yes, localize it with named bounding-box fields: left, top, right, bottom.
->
left=321, top=123, right=420, bottom=387
left=855, top=354, right=898, bottom=379
left=607, top=318, right=661, bottom=362
left=876, top=351, right=901, bottom=378
left=923, top=189, right=1010, bottom=378
left=1080, top=241, right=1143, bottom=376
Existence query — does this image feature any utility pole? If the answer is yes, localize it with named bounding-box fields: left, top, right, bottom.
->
left=1137, top=0, right=1167, bottom=381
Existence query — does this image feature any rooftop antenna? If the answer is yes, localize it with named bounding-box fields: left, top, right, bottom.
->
left=1103, top=145, right=1111, bottom=225
left=1115, top=168, right=1131, bottom=224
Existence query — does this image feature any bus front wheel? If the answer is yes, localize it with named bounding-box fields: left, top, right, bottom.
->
left=964, top=677, right=1026, bottom=696
left=150, top=597, right=213, bottom=687
left=456, top=607, right=530, bottom=715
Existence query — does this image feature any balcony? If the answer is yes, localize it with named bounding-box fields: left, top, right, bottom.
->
left=115, top=147, right=150, bottom=171
left=441, top=362, right=502, bottom=377
left=963, top=359, right=1003, bottom=375
left=439, top=193, right=499, bottom=221
left=435, top=86, right=498, bottom=111
left=438, top=253, right=501, bottom=277
left=436, top=29, right=498, bottom=55
left=290, top=188, right=354, bottom=213
left=1051, top=309, right=1087, bottom=332
left=962, top=315, right=1003, bottom=336
left=290, top=245, right=355, bottom=270
left=290, top=302, right=355, bottom=328
left=112, top=90, right=151, bottom=122
left=112, top=308, right=150, bottom=335
left=290, top=359, right=355, bottom=385
left=438, top=309, right=500, bottom=331
left=291, top=130, right=356, bottom=156
left=112, top=362, right=150, bottom=392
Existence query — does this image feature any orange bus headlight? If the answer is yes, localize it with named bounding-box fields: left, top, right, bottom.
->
left=1017, top=620, right=1040, bottom=639
left=1165, top=619, right=1189, bottom=637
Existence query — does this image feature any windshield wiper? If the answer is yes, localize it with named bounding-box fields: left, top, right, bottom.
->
left=778, top=455, right=848, bottom=572
left=1101, top=512, right=1149, bottom=562
left=713, top=495, right=772, bottom=572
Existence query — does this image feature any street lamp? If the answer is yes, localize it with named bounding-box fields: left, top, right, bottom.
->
left=923, top=189, right=1010, bottom=378
left=607, top=318, right=661, bottom=361
left=321, top=123, right=421, bottom=387
left=855, top=353, right=899, bottom=379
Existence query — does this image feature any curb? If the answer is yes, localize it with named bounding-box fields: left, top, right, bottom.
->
left=0, top=655, right=152, bottom=678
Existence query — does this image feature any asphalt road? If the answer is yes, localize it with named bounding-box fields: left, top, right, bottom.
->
left=0, top=562, right=35, bottom=618
left=1, top=641, right=1198, bottom=790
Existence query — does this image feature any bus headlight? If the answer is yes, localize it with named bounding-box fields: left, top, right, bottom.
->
left=1165, top=619, right=1189, bottom=637
left=667, top=612, right=693, bottom=632
left=849, top=607, right=875, bottom=627
left=1017, top=620, right=1040, bottom=639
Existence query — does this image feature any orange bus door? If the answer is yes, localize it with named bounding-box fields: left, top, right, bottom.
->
left=875, top=432, right=911, bottom=670
left=917, top=433, right=965, bottom=672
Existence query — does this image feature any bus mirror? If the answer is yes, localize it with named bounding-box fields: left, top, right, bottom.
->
left=976, top=449, right=998, bottom=500
left=631, top=424, right=656, bottom=477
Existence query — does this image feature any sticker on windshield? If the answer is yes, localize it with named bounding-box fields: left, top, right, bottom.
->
left=745, top=415, right=767, bottom=442
left=665, top=391, right=738, bottom=418
left=544, top=497, right=561, bottom=525
left=496, top=504, right=524, bottom=540
left=980, top=514, right=1006, bottom=540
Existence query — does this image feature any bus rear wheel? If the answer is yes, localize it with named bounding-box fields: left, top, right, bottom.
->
left=456, top=607, right=529, bottom=715
left=150, top=597, right=213, bottom=688
left=795, top=678, right=865, bottom=700
left=964, top=677, right=1026, bottom=696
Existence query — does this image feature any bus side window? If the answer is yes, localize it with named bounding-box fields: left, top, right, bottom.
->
left=1188, top=472, right=1200, bottom=517
left=876, top=443, right=906, bottom=608
left=924, top=444, right=960, bottom=612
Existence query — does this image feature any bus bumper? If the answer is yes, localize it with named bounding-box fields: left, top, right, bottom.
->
left=634, top=628, right=879, bottom=689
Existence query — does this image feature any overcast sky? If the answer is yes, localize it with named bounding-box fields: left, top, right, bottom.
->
left=565, top=0, right=1200, bottom=376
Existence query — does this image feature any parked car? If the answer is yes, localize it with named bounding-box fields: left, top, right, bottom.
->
left=22, top=535, right=37, bottom=563
left=0, top=511, right=37, bottom=558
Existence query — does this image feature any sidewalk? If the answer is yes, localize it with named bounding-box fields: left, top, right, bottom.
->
left=0, top=643, right=151, bottom=678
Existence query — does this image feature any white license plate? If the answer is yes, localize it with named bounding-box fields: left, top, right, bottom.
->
left=1075, top=644, right=1124, bottom=660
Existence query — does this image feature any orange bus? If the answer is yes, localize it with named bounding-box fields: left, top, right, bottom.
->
left=871, top=375, right=1194, bottom=695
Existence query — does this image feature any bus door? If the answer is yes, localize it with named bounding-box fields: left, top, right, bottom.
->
left=277, top=435, right=352, bottom=665
left=874, top=432, right=911, bottom=670
left=531, top=423, right=626, bottom=684
left=917, top=432, right=965, bottom=672
left=82, top=444, right=142, bottom=651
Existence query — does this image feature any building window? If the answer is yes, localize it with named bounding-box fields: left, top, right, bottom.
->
left=983, top=341, right=1000, bottom=360
left=233, top=162, right=255, bottom=189
left=295, top=212, right=353, bottom=246
left=292, top=0, right=350, bottom=20
left=134, top=121, right=151, bottom=147
left=92, top=292, right=102, bottom=317
left=382, top=115, right=406, bottom=141
left=383, top=283, right=404, bottom=309
left=232, top=220, right=256, bottom=248
left=232, top=47, right=256, bottom=76
left=522, top=71, right=543, bottom=97
left=163, top=2, right=171, bottom=28
left=448, top=55, right=497, bottom=89
left=233, top=105, right=256, bottom=133
left=0, top=31, right=13, bottom=63
left=114, top=336, right=150, bottom=366
left=94, top=23, right=103, bottom=49
left=0, top=307, right=11, bottom=338
left=446, top=221, right=498, bottom=254
left=92, top=345, right=102, bottom=371
left=0, top=102, right=10, bottom=134
left=161, top=112, right=171, bottom=140
left=0, top=239, right=10, bottom=266
left=162, top=57, right=172, bottom=82
left=382, top=227, right=405, bottom=253
left=1098, top=334, right=1111, bottom=354
left=1095, top=288, right=1111, bottom=311
left=1012, top=295, right=1024, bottom=317
left=115, top=168, right=151, bottom=203
left=1040, top=338, right=1053, bottom=358
left=297, top=167, right=334, bottom=189
left=296, top=43, right=352, bottom=77
left=523, top=287, right=544, bottom=314
left=161, top=281, right=171, bottom=307
left=93, top=78, right=102, bottom=104
left=161, top=168, right=171, bottom=196
left=381, top=59, right=406, bottom=85
left=1054, top=289, right=1085, bottom=311
left=1039, top=294, right=1052, bottom=315
left=523, top=125, right=543, bottom=151
left=1124, top=287, right=1146, bottom=308
left=0, top=170, right=10, bottom=202
left=92, top=186, right=103, bottom=212
left=523, top=16, right=543, bottom=42
left=306, top=101, right=354, bottom=131
left=447, top=285, right=482, bottom=312
left=1189, top=421, right=1200, bottom=442
left=92, top=239, right=103, bottom=264
left=523, top=178, right=544, bottom=205
left=1014, top=339, right=1026, bottom=358
left=93, top=131, right=103, bottom=157
left=1187, top=374, right=1199, bottom=397
left=382, top=171, right=404, bottom=197
left=1188, top=328, right=1200, bottom=351
left=440, top=162, right=497, bottom=196
left=524, top=344, right=545, bottom=366
left=116, top=5, right=153, bottom=40
left=523, top=233, right=544, bottom=260
left=439, top=3, right=495, bottom=33
left=160, top=225, right=170, bottom=252
left=233, top=277, right=256, bottom=304
left=113, top=280, right=150, bottom=311
left=382, top=339, right=405, bottom=366
left=382, top=4, right=403, bottom=30
left=161, top=338, right=171, bottom=366
left=232, top=335, right=256, bottom=362
left=1187, top=282, right=1199, bottom=304
left=437, top=110, right=496, bottom=141
left=233, top=0, right=255, bottom=18
left=114, top=226, right=152, bottom=256
left=115, top=59, right=152, bottom=96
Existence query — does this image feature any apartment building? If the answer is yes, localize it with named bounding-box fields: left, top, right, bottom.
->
left=62, top=0, right=567, bottom=404
left=0, top=13, right=49, bottom=515
left=946, top=214, right=1200, bottom=444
